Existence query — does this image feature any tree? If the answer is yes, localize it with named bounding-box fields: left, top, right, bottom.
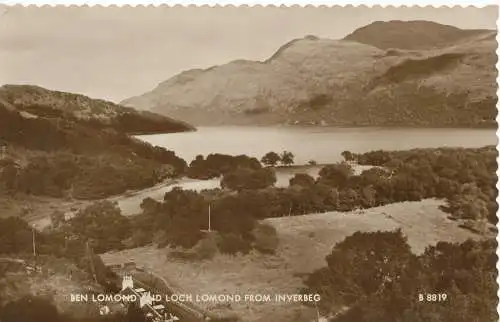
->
left=221, top=168, right=276, bottom=191
left=318, top=163, right=353, bottom=188
left=0, top=217, right=33, bottom=254
left=0, top=296, right=63, bottom=322
left=305, top=230, right=416, bottom=316
left=280, top=151, right=295, bottom=166
left=252, top=222, right=279, bottom=254
left=341, top=150, right=355, bottom=162
left=261, top=152, right=281, bottom=167
left=289, top=173, right=315, bottom=188
left=67, top=201, right=131, bottom=253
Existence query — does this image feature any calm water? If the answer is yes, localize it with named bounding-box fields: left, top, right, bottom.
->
left=137, top=126, right=497, bottom=165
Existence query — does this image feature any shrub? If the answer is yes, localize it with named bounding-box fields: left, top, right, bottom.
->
left=221, top=167, right=276, bottom=191
left=289, top=173, right=315, bottom=188
left=252, top=223, right=279, bottom=254
left=193, top=234, right=219, bottom=260
left=261, top=152, right=281, bottom=167
left=217, top=233, right=252, bottom=255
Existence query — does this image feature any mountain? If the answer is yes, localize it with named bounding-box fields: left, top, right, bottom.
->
left=343, top=20, right=491, bottom=50
left=0, top=85, right=195, bottom=134
left=121, top=21, right=497, bottom=128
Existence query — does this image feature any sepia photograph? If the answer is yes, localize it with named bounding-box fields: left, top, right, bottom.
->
left=0, top=4, right=498, bottom=322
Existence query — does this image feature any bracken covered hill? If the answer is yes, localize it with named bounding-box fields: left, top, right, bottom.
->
left=0, top=85, right=189, bottom=200
left=0, top=85, right=195, bottom=134
left=121, top=21, right=497, bottom=127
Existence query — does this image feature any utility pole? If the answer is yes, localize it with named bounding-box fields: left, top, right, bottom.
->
left=208, top=204, right=211, bottom=232
left=32, top=225, right=36, bottom=256
left=86, top=240, right=98, bottom=283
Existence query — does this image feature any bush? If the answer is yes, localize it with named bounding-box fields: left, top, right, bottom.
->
left=188, top=153, right=262, bottom=179
left=305, top=231, right=497, bottom=322
left=261, top=152, right=281, bottom=167
left=217, top=233, right=252, bottom=255
left=252, top=223, right=279, bottom=254
left=289, top=173, right=315, bottom=188
left=221, top=167, right=276, bottom=191
left=193, top=234, right=219, bottom=260
left=0, top=296, right=63, bottom=322
left=318, top=163, right=354, bottom=188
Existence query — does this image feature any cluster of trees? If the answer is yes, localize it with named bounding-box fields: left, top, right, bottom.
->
left=304, top=230, right=497, bottom=322
left=0, top=152, right=176, bottom=199
left=221, top=167, right=277, bottom=191
left=0, top=193, right=275, bottom=259
left=0, top=103, right=187, bottom=200
left=134, top=188, right=279, bottom=255
left=187, top=153, right=262, bottom=179
left=210, top=146, right=496, bottom=222
left=350, top=146, right=497, bottom=223
left=51, top=145, right=490, bottom=256
left=260, top=151, right=295, bottom=167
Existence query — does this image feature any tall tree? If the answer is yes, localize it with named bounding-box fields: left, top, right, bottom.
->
left=280, top=151, right=295, bottom=166
left=261, top=151, right=281, bottom=167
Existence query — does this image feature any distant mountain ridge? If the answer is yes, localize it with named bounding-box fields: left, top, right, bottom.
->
left=344, top=20, right=493, bottom=50
left=121, top=20, right=497, bottom=127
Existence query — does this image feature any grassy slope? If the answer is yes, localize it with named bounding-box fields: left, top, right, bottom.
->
left=101, top=199, right=489, bottom=322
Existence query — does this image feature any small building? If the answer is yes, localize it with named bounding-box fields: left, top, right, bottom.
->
left=120, top=275, right=180, bottom=322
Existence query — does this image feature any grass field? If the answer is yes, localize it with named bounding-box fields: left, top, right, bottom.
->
left=101, top=198, right=486, bottom=322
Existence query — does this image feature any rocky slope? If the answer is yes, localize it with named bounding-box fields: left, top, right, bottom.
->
left=121, top=21, right=497, bottom=127
left=0, top=85, right=195, bottom=134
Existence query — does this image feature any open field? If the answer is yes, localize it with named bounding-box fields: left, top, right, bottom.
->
left=101, top=198, right=486, bottom=322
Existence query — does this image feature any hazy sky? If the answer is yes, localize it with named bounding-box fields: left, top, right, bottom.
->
left=0, top=5, right=497, bottom=102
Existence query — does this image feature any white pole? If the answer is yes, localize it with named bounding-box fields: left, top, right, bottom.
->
left=32, top=226, right=36, bottom=256
left=208, top=204, right=211, bottom=232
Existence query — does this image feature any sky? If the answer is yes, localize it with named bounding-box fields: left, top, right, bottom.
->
left=0, top=5, right=497, bottom=103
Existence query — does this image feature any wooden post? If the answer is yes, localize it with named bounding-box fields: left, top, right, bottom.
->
left=208, top=204, right=211, bottom=232
left=32, top=226, right=36, bottom=256
left=86, top=241, right=98, bottom=283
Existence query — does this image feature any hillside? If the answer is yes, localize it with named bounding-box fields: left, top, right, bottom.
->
left=121, top=21, right=497, bottom=127
left=0, top=85, right=195, bottom=134
left=101, top=199, right=486, bottom=322
left=0, top=86, right=190, bottom=202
